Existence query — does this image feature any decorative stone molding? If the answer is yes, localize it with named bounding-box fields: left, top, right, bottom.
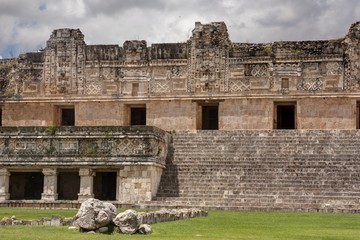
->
left=0, top=21, right=357, bottom=98
left=0, top=126, right=169, bottom=167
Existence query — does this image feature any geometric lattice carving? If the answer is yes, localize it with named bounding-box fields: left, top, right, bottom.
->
left=297, top=78, right=323, bottom=92
left=229, top=79, right=250, bottom=92
left=116, top=138, right=145, bottom=155
left=326, top=62, right=343, bottom=75
left=245, top=64, right=268, bottom=77
left=0, top=128, right=167, bottom=166
left=150, top=80, right=171, bottom=93
left=85, top=82, right=102, bottom=95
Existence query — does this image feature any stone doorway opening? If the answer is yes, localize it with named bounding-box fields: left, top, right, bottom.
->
left=61, top=107, right=75, bottom=126
left=274, top=102, right=296, bottom=129
left=9, top=172, right=44, bottom=200
left=57, top=171, right=80, bottom=200
left=130, top=106, right=146, bottom=125
left=93, top=172, right=117, bottom=201
left=202, top=105, right=219, bottom=130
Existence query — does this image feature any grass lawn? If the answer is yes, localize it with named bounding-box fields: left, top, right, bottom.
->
left=0, top=208, right=359, bottom=240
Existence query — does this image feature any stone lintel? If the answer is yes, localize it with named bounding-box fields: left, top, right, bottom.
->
left=42, top=168, right=57, bottom=176
left=0, top=168, right=10, bottom=176
left=79, top=168, right=94, bottom=176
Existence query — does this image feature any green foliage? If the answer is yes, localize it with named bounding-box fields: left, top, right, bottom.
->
left=0, top=88, right=15, bottom=97
left=263, top=46, right=272, bottom=56
left=293, top=49, right=303, bottom=55
left=45, top=125, right=57, bottom=136
left=45, top=145, right=56, bottom=156
left=83, top=142, right=98, bottom=156
left=0, top=208, right=76, bottom=219
left=0, top=209, right=359, bottom=240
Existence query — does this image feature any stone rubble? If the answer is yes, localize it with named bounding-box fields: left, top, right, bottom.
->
left=113, top=209, right=141, bottom=234
left=73, top=198, right=117, bottom=231
left=0, top=199, right=207, bottom=235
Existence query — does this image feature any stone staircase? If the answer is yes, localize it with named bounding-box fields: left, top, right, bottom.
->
left=149, top=130, right=360, bottom=212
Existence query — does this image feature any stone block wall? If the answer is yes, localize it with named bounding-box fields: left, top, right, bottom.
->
left=118, top=165, right=163, bottom=203
left=220, top=99, right=273, bottom=130
left=147, top=100, right=196, bottom=131
left=76, top=101, right=124, bottom=126
left=3, top=102, right=54, bottom=126
left=298, top=98, right=355, bottom=129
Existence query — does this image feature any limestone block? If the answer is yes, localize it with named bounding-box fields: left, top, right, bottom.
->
left=113, top=209, right=141, bottom=234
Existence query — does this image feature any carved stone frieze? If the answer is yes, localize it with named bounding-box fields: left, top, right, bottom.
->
left=274, top=63, right=301, bottom=77
left=228, top=79, right=250, bottom=92
left=0, top=126, right=168, bottom=166
left=150, top=80, right=171, bottom=93
left=326, top=62, right=343, bottom=75
left=0, top=21, right=359, bottom=97
left=245, top=64, right=268, bottom=77
left=297, top=78, right=323, bottom=92
left=344, top=21, right=360, bottom=90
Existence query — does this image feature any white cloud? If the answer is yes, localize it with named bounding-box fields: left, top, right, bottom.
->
left=0, top=0, right=359, bottom=58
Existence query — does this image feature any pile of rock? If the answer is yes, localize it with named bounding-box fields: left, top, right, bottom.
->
left=73, top=198, right=207, bottom=235
left=73, top=199, right=152, bottom=234
left=0, top=215, right=74, bottom=226
left=73, top=198, right=117, bottom=233
left=139, top=208, right=208, bottom=225
left=1, top=198, right=208, bottom=235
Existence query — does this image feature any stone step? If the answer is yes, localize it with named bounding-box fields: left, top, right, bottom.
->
left=155, top=130, right=360, bottom=211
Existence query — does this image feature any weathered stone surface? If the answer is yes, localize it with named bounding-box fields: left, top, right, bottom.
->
left=73, top=198, right=117, bottom=230
left=139, top=208, right=208, bottom=225
left=0, top=217, right=12, bottom=225
left=51, top=215, right=62, bottom=226
left=62, top=217, right=75, bottom=226
left=154, top=130, right=360, bottom=212
left=96, top=226, right=109, bottom=233
left=113, top=209, right=141, bottom=234
left=137, top=224, right=152, bottom=234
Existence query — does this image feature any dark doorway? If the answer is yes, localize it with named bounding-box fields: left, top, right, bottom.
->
left=202, top=105, right=219, bottom=130
left=130, top=107, right=146, bottom=125
left=93, top=172, right=117, bottom=200
left=57, top=172, right=80, bottom=200
left=61, top=108, right=75, bottom=126
left=0, top=108, right=2, bottom=126
left=276, top=104, right=296, bottom=129
left=9, top=172, right=44, bottom=200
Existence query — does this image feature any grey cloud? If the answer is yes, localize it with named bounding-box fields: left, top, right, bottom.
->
left=0, top=0, right=359, bottom=58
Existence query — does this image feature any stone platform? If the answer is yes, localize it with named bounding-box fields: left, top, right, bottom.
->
left=150, top=130, right=360, bottom=213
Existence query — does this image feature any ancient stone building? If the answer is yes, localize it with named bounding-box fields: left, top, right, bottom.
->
left=0, top=21, right=360, bottom=211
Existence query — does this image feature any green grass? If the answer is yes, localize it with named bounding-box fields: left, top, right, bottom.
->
left=1, top=209, right=360, bottom=240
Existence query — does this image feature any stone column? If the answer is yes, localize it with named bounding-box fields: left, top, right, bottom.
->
left=41, top=168, right=58, bottom=201
left=78, top=168, right=94, bottom=201
left=0, top=169, right=10, bottom=201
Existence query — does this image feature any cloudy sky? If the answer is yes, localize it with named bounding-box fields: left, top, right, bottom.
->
left=0, top=0, right=359, bottom=59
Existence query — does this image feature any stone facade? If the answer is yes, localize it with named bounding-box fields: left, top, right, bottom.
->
left=0, top=22, right=360, bottom=210
left=0, top=126, right=169, bottom=203
left=0, top=21, right=360, bottom=131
